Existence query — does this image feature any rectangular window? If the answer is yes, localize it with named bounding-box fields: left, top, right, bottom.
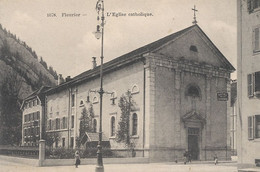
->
left=248, top=116, right=254, bottom=140
left=255, top=115, right=260, bottom=138
left=254, top=27, right=260, bottom=53
left=62, top=138, right=65, bottom=147
left=62, top=117, right=66, bottom=129
left=248, top=72, right=260, bottom=97
left=56, top=118, right=60, bottom=130
left=48, top=120, right=52, bottom=130
left=71, top=116, right=74, bottom=128
left=255, top=72, right=260, bottom=93
left=70, top=137, right=74, bottom=148
left=37, top=111, right=40, bottom=120
left=72, top=94, right=75, bottom=107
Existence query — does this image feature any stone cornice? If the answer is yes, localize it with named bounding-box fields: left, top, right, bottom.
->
left=144, top=53, right=231, bottom=79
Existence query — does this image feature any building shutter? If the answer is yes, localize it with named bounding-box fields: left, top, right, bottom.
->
left=248, top=116, right=254, bottom=139
left=248, top=74, right=254, bottom=97
left=255, top=27, right=260, bottom=52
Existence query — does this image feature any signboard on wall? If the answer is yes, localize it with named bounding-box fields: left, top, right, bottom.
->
left=217, top=92, right=228, bottom=101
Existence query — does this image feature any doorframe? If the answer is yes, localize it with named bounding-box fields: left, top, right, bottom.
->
left=187, top=127, right=200, bottom=160
left=184, top=121, right=202, bottom=160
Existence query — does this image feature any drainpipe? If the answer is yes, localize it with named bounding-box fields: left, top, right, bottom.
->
left=68, top=88, right=71, bottom=149
left=142, top=58, right=146, bottom=157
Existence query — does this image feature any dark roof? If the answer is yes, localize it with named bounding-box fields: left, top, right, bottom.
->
left=24, top=86, right=51, bottom=101
left=45, top=24, right=235, bottom=95
left=20, top=86, right=51, bottom=109
left=231, top=80, right=237, bottom=106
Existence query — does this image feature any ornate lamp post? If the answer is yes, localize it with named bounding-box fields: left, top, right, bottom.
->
left=94, top=0, right=105, bottom=171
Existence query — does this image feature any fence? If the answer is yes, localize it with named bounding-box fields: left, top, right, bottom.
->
left=45, top=147, right=143, bottom=159
left=0, top=145, right=39, bottom=159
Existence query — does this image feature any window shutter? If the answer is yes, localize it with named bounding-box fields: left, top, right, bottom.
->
left=248, top=74, right=253, bottom=97
left=255, top=71, right=260, bottom=93
left=255, top=28, right=260, bottom=52
left=248, top=116, right=254, bottom=139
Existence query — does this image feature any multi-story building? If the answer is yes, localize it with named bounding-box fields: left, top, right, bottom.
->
left=20, top=86, right=50, bottom=146
left=237, top=0, right=260, bottom=169
left=22, top=24, right=235, bottom=162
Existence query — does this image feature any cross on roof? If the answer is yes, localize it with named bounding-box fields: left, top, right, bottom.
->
left=192, top=5, right=198, bottom=25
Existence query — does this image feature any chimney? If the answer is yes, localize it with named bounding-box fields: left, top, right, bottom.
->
left=65, top=76, right=71, bottom=82
left=58, top=74, right=63, bottom=85
left=92, top=57, right=97, bottom=69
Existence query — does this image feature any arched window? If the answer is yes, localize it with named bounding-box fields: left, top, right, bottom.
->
left=132, top=113, right=138, bottom=135
left=186, top=84, right=201, bottom=110
left=111, top=116, right=115, bottom=137
left=93, top=119, right=97, bottom=133
left=187, top=85, right=200, bottom=98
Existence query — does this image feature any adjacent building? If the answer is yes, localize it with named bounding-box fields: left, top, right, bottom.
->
left=22, top=24, right=235, bottom=161
left=20, top=86, right=50, bottom=146
left=237, top=0, right=260, bottom=169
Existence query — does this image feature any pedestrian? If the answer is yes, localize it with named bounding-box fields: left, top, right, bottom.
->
left=75, top=150, right=81, bottom=168
left=183, top=150, right=188, bottom=164
left=214, top=154, right=218, bottom=165
left=188, top=151, right=192, bottom=163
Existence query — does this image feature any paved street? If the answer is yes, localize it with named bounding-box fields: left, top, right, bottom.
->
left=0, top=159, right=237, bottom=172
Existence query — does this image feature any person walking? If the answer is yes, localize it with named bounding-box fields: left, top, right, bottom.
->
left=214, top=154, right=218, bottom=165
left=75, top=150, right=81, bottom=168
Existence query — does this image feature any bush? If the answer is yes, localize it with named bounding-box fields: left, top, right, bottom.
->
left=45, top=147, right=113, bottom=159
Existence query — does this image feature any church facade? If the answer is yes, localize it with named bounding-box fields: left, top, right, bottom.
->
left=22, top=24, right=234, bottom=161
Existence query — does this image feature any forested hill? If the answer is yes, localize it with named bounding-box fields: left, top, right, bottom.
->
left=0, top=24, right=58, bottom=91
left=0, top=23, right=59, bottom=145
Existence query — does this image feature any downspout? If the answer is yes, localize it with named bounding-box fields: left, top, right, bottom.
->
left=142, top=58, right=146, bottom=157
left=68, top=88, right=71, bottom=148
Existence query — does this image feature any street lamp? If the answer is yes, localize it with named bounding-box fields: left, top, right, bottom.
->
left=95, top=0, right=105, bottom=171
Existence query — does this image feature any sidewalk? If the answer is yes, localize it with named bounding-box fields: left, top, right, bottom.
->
left=0, top=159, right=238, bottom=172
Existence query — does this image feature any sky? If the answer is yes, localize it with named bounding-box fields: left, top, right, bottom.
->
left=0, top=0, right=237, bottom=79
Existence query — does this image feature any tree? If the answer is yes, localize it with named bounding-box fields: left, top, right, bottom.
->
left=116, top=90, right=135, bottom=148
left=0, top=71, right=24, bottom=145
left=79, top=104, right=95, bottom=144
left=45, top=132, right=61, bottom=149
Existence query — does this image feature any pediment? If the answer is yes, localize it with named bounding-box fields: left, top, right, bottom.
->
left=182, top=111, right=205, bottom=123
left=153, top=25, right=235, bottom=71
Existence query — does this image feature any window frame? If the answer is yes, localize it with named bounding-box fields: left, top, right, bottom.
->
left=255, top=115, right=260, bottom=139
left=132, top=113, right=138, bottom=136
left=253, top=26, right=260, bottom=53
left=110, top=116, right=116, bottom=137
left=248, top=116, right=254, bottom=140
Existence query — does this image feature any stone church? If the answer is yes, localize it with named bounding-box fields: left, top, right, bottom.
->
left=21, top=24, right=235, bottom=162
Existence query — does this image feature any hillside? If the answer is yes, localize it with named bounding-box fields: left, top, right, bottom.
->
left=0, top=24, right=58, bottom=94
left=0, top=24, right=59, bottom=145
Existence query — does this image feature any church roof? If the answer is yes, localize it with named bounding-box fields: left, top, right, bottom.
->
left=45, top=24, right=235, bottom=94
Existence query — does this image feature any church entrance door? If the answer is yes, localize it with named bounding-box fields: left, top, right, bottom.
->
left=188, top=127, right=199, bottom=160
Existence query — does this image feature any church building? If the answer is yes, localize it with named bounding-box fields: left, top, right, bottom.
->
left=22, top=24, right=235, bottom=162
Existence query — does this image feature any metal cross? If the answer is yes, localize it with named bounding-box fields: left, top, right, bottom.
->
left=192, top=5, right=198, bottom=25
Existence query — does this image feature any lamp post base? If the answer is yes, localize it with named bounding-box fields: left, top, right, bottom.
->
left=95, top=166, right=104, bottom=172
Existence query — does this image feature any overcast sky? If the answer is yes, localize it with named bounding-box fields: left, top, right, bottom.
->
left=0, top=0, right=237, bottom=79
